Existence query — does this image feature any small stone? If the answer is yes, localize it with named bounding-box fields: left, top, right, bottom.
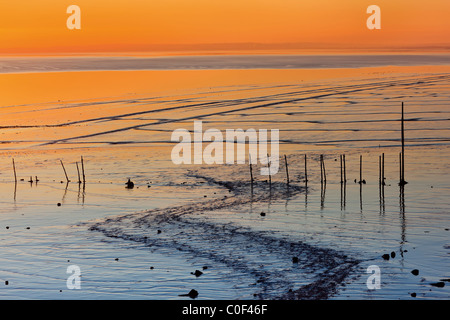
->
left=410, top=292, right=416, bottom=298
left=6, top=226, right=9, bottom=229
left=430, top=282, right=445, bottom=288
left=202, top=266, right=208, bottom=270
left=26, top=227, right=30, bottom=230
left=411, top=269, right=419, bottom=276
left=260, top=212, right=266, bottom=217
left=5, top=281, right=8, bottom=285
left=57, top=203, right=61, bottom=207
left=390, top=251, right=396, bottom=258
left=185, top=289, right=198, bottom=299
left=191, top=270, right=203, bottom=277
left=157, top=230, right=162, bottom=234
left=382, top=254, right=390, bottom=260
left=150, top=266, right=154, bottom=270
left=115, top=258, right=119, bottom=261
left=292, top=257, right=299, bottom=263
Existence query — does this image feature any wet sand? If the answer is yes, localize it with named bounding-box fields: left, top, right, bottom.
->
left=0, top=62, right=449, bottom=299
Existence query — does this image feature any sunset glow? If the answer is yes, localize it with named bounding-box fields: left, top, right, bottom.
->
left=1, top=0, right=450, bottom=54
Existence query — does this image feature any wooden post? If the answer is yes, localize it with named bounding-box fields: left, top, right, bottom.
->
left=379, top=155, right=382, bottom=185
left=81, top=156, right=86, bottom=183
left=12, top=158, right=17, bottom=183
left=343, top=154, right=346, bottom=183
left=400, top=102, right=406, bottom=185
left=340, top=155, right=343, bottom=184
left=359, top=155, right=362, bottom=184
left=60, top=160, right=70, bottom=183
left=76, top=162, right=82, bottom=184
left=284, top=155, right=290, bottom=185
left=322, top=155, right=327, bottom=183
left=382, top=153, right=385, bottom=186
left=249, top=162, right=254, bottom=186
left=304, top=154, right=308, bottom=183
left=267, top=154, right=271, bottom=188
left=320, top=155, right=323, bottom=183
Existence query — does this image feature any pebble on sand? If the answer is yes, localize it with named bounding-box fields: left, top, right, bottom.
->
left=260, top=212, right=266, bottom=217
left=191, top=270, right=203, bottom=277
left=202, top=266, right=208, bottom=270
left=292, top=257, right=299, bottom=263
left=430, top=282, right=445, bottom=288
left=382, top=254, right=390, bottom=260
left=179, top=289, right=198, bottom=299
left=5, top=281, right=8, bottom=285
left=157, top=230, right=162, bottom=234
left=390, top=251, right=396, bottom=258
left=411, top=269, right=419, bottom=276
left=410, top=292, right=416, bottom=298
left=57, top=203, right=61, bottom=207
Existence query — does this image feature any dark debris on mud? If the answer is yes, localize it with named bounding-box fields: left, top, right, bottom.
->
left=88, top=169, right=361, bottom=300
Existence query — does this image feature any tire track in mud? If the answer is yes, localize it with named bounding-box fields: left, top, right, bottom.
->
left=88, top=172, right=361, bottom=299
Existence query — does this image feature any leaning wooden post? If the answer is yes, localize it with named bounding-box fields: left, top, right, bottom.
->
left=12, top=158, right=17, bottom=183
left=76, top=162, right=82, bottom=184
left=320, top=155, right=323, bottom=183
left=60, top=160, right=70, bottom=183
left=322, top=155, right=327, bottom=183
left=248, top=154, right=254, bottom=187
left=284, top=155, right=290, bottom=185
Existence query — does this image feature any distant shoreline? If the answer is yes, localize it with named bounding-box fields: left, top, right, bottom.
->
left=1, top=54, right=450, bottom=74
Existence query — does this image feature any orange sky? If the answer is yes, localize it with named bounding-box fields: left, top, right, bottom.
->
left=1, top=0, right=449, bottom=54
